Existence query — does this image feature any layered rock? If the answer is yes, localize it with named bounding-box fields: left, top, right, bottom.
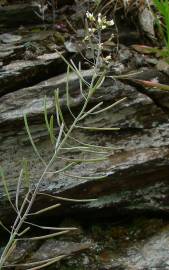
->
left=1, top=68, right=169, bottom=223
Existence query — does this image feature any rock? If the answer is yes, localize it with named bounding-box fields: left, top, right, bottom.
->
left=0, top=70, right=91, bottom=125
left=1, top=1, right=169, bottom=268
left=123, top=68, right=169, bottom=114
left=139, top=7, right=155, bottom=40
left=4, top=217, right=169, bottom=270
left=0, top=69, right=167, bottom=127
left=4, top=239, right=90, bottom=269
left=0, top=52, right=68, bottom=96
left=119, top=225, right=169, bottom=269
left=118, top=45, right=132, bottom=63
left=1, top=69, right=169, bottom=224
left=156, top=59, right=169, bottom=76
left=4, top=240, right=38, bottom=266
left=29, top=240, right=90, bottom=261
left=64, top=40, right=78, bottom=53
left=0, top=1, right=75, bottom=28
left=0, top=4, right=42, bottom=27
left=0, top=33, right=22, bottom=44
left=0, top=25, right=70, bottom=96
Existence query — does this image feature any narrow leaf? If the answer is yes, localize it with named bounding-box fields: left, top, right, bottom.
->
left=24, top=114, right=46, bottom=166
left=49, top=115, right=55, bottom=144
left=38, top=192, right=97, bottom=202
left=29, top=203, right=61, bottom=216
left=0, top=167, right=12, bottom=205
left=75, top=125, right=120, bottom=131
left=17, top=230, right=69, bottom=241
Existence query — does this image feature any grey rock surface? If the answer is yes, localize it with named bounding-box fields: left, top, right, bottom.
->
left=1, top=4, right=169, bottom=268
left=1, top=68, right=169, bottom=223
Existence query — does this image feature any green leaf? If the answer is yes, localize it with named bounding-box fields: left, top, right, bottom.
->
left=0, top=166, right=11, bottom=204
left=24, top=114, right=46, bottom=166
left=49, top=115, right=55, bottom=145
left=54, top=89, right=65, bottom=127
left=22, top=159, right=30, bottom=190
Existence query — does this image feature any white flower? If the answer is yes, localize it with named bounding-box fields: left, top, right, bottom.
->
left=83, top=35, right=89, bottom=41
left=97, top=13, right=114, bottom=29
left=101, top=25, right=107, bottom=30
left=105, top=55, right=111, bottom=60
left=98, top=43, right=103, bottom=49
left=88, top=28, right=96, bottom=33
left=86, top=11, right=95, bottom=22
left=97, top=13, right=102, bottom=25
left=107, top=19, right=114, bottom=26
left=104, top=55, right=112, bottom=63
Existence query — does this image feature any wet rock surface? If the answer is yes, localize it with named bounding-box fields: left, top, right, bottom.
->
left=1, top=1, right=169, bottom=269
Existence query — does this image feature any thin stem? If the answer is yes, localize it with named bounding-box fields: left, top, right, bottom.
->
left=0, top=22, right=106, bottom=267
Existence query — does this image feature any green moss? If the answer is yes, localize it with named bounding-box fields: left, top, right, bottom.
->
left=53, top=32, right=65, bottom=45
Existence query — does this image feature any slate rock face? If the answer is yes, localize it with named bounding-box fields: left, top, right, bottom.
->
left=1, top=1, right=169, bottom=269
left=0, top=1, right=75, bottom=27
left=4, top=218, right=169, bottom=270
left=1, top=68, right=169, bottom=223
left=0, top=4, right=42, bottom=27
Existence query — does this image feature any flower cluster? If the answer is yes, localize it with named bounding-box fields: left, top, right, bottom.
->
left=86, top=11, right=114, bottom=30
left=84, top=11, right=115, bottom=68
